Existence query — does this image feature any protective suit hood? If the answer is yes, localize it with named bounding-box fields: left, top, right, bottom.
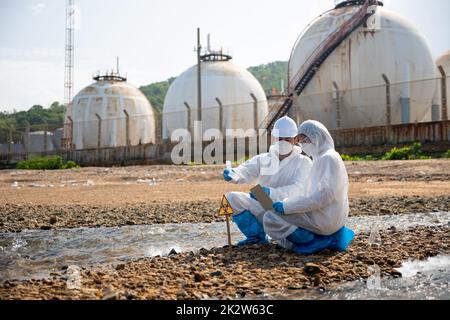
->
left=298, top=120, right=335, bottom=158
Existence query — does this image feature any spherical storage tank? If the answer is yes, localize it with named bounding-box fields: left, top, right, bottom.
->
left=163, top=53, right=269, bottom=141
left=66, top=73, right=156, bottom=149
left=288, top=0, right=436, bottom=129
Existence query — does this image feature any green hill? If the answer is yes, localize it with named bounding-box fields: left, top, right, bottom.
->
left=247, top=61, right=288, bottom=96
left=139, top=77, right=176, bottom=114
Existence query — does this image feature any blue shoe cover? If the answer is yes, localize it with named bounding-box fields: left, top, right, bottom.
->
left=292, top=235, right=334, bottom=255
left=287, top=228, right=315, bottom=244
left=291, top=227, right=355, bottom=255
left=331, top=227, right=355, bottom=252
left=237, top=237, right=269, bottom=247
left=232, top=210, right=268, bottom=246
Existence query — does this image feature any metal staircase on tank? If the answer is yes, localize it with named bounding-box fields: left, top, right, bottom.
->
left=260, top=0, right=378, bottom=132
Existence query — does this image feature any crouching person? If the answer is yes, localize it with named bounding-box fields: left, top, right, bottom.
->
left=223, top=116, right=312, bottom=246
left=267, top=120, right=355, bottom=254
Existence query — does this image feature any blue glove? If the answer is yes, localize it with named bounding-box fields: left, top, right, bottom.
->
left=272, top=202, right=285, bottom=214
left=250, top=186, right=270, bottom=200
left=223, top=169, right=233, bottom=182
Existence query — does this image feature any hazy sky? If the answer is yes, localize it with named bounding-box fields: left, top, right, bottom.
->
left=1, top=0, right=449, bottom=112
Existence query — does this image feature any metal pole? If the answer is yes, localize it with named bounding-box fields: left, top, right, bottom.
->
left=95, top=113, right=102, bottom=149
left=250, top=93, right=258, bottom=130
left=215, top=98, right=224, bottom=135
left=438, top=66, right=448, bottom=121
left=184, top=102, right=192, bottom=135
left=43, top=125, right=48, bottom=155
left=197, top=28, right=202, bottom=124
left=332, top=81, right=341, bottom=129
left=67, top=116, right=74, bottom=150
left=123, top=110, right=130, bottom=146
left=123, top=110, right=130, bottom=164
left=154, top=107, right=162, bottom=145
left=250, top=93, right=259, bottom=153
left=25, top=122, right=30, bottom=159
left=382, top=74, right=391, bottom=125
left=8, top=128, right=13, bottom=163
left=225, top=214, right=232, bottom=253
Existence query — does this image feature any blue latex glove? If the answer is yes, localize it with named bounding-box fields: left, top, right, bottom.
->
left=223, top=169, right=233, bottom=182
left=250, top=186, right=270, bottom=200
left=272, top=202, right=285, bottom=214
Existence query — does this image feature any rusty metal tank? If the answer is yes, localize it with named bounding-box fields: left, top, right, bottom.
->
left=66, top=73, right=156, bottom=149
left=289, top=1, right=437, bottom=129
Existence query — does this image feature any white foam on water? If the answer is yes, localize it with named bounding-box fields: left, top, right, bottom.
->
left=397, top=255, right=450, bottom=278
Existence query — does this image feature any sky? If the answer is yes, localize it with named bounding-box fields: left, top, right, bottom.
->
left=0, top=0, right=449, bottom=112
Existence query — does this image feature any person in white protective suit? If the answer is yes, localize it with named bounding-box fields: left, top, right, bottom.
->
left=223, top=116, right=312, bottom=246
left=268, top=120, right=356, bottom=254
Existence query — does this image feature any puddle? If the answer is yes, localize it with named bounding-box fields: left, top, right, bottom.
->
left=264, top=255, right=450, bottom=300
left=0, top=212, right=449, bottom=283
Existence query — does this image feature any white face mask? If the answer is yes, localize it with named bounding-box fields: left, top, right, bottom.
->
left=301, top=143, right=315, bottom=157
left=274, top=140, right=294, bottom=156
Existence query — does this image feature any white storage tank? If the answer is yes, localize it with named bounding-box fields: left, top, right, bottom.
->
left=66, top=73, right=156, bottom=150
left=28, top=131, right=55, bottom=153
left=162, top=53, right=268, bottom=141
left=288, top=0, right=437, bottom=129
left=52, top=128, right=64, bottom=150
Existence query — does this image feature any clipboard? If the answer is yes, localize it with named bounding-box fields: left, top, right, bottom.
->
left=250, top=184, right=273, bottom=211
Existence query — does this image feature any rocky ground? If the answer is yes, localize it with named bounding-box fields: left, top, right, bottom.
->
left=1, top=226, right=448, bottom=300
left=0, top=160, right=449, bottom=299
left=0, top=196, right=449, bottom=233
left=0, top=160, right=449, bottom=232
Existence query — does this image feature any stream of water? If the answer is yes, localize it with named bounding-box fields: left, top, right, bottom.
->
left=1, top=211, right=449, bottom=299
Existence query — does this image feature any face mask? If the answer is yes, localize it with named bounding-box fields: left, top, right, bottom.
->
left=301, top=143, right=315, bottom=157
left=274, top=140, right=293, bottom=156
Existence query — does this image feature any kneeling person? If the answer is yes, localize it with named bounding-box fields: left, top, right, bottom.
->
left=223, top=116, right=312, bottom=246
left=268, top=120, right=355, bottom=254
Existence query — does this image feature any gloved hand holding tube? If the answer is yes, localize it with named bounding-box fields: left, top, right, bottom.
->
left=223, top=161, right=239, bottom=183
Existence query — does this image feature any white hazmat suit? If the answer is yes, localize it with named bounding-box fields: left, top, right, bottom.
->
left=226, top=145, right=312, bottom=224
left=264, top=120, right=350, bottom=240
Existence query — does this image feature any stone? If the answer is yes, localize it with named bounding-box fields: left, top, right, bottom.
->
left=210, top=271, right=223, bottom=277
left=194, top=272, right=206, bottom=282
left=390, top=269, right=402, bottom=278
left=102, top=288, right=118, bottom=300
left=40, top=225, right=52, bottom=230
left=125, top=220, right=135, bottom=226
left=303, top=263, right=321, bottom=275
left=287, top=285, right=301, bottom=290
left=169, top=248, right=178, bottom=256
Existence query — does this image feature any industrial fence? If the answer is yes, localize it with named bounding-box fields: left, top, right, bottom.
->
left=1, top=75, right=449, bottom=166
left=288, top=75, right=449, bottom=130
